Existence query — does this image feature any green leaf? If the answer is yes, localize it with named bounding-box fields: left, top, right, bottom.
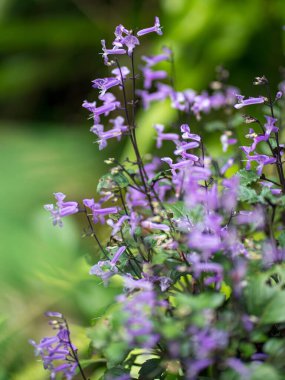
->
left=236, top=169, right=259, bottom=186
left=138, top=358, right=163, bottom=380
left=264, top=338, right=285, bottom=358
left=204, top=120, right=226, bottom=132
left=278, top=231, right=285, bottom=248
left=104, top=341, right=129, bottom=367
left=103, top=367, right=129, bottom=380
left=260, top=291, right=285, bottom=324
left=245, top=272, right=278, bottom=316
left=250, top=363, right=280, bottom=380
left=238, top=185, right=258, bottom=203
left=97, top=172, right=129, bottom=193
left=176, top=292, right=224, bottom=311
left=147, top=170, right=170, bottom=185
left=164, top=202, right=204, bottom=223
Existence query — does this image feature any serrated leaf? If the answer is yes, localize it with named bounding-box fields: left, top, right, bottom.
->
left=97, top=172, right=129, bottom=193
left=236, top=169, right=259, bottom=186
left=164, top=202, right=204, bottom=223
left=238, top=185, right=258, bottom=203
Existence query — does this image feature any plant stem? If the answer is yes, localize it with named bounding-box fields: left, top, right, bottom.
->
left=84, top=207, right=109, bottom=260
left=116, top=58, right=155, bottom=213
left=266, top=82, right=285, bottom=192
left=64, top=318, right=88, bottom=380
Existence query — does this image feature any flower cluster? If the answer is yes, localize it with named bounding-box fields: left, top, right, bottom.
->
left=30, top=312, right=82, bottom=380
left=32, top=17, right=285, bottom=380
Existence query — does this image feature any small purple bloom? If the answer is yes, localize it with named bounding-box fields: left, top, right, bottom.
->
left=83, top=198, right=119, bottom=224
left=111, top=66, right=130, bottom=81
left=92, top=77, right=120, bottom=96
left=137, top=16, right=163, bottom=37
left=30, top=313, right=79, bottom=380
left=120, top=34, right=140, bottom=55
left=234, top=94, right=265, bottom=109
left=142, top=67, right=168, bottom=89
left=101, top=39, right=126, bottom=65
left=44, top=193, right=78, bottom=227
left=141, top=220, right=170, bottom=232
left=220, top=131, right=237, bottom=152
left=154, top=124, right=179, bottom=148
left=142, top=47, right=172, bottom=67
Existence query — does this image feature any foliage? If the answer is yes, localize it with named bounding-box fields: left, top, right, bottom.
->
left=29, top=15, right=285, bottom=380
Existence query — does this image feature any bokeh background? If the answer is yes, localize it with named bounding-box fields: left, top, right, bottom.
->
left=1, top=0, right=285, bottom=378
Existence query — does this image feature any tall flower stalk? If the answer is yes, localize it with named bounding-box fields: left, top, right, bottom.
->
left=31, top=17, right=285, bottom=380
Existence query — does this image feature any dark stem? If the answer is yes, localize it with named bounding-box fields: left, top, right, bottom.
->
left=64, top=318, right=88, bottom=380
left=266, top=83, right=285, bottom=192
left=116, top=58, right=155, bottom=213
left=117, top=187, right=129, bottom=215
left=84, top=207, right=109, bottom=260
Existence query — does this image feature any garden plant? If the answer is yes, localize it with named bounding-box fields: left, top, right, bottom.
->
left=30, top=17, right=285, bottom=380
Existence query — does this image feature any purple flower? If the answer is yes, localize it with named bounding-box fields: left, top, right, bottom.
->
left=234, top=94, right=265, bottom=109
left=120, top=35, right=140, bottom=55
left=111, top=66, right=130, bottom=81
left=83, top=198, right=119, bottom=224
left=227, top=358, right=251, bottom=379
left=90, top=119, right=128, bottom=150
left=92, top=77, right=120, bottom=96
left=44, top=192, right=78, bottom=227
left=263, top=240, right=285, bottom=266
left=264, top=115, right=278, bottom=135
left=107, top=215, right=130, bottom=236
left=118, top=277, right=160, bottom=348
left=142, top=67, right=167, bottom=89
left=161, top=157, right=196, bottom=171
left=137, top=16, right=163, bottom=37
left=180, top=124, right=201, bottom=142
left=30, top=313, right=79, bottom=380
left=141, top=220, right=170, bottom=232
left=82, top=95, right=120, bottom=123
left=101, top=39, right=126, bottom=65
left=174, top=141, right=200, bottom=159
left=220, top=131, right=237, bottom=152
left=90, top=246, right=126, bottom=284
left=241, top=150, right=276, bottom=175
left=154, top=124, right=179, bottom=148
left=142, top=47, right=171, bottom=67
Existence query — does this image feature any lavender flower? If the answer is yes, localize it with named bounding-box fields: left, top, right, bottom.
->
left=142, top=47, right=172, bottom=67
left=234, top=94, right=266, bottom=109
left=154, top=124, right=179, bottom=148
left=142, top=67, right=168, bottom=89
left=92, top=77, right=120, bottom=96
left=90, top=246, right=126, bottom=284
left=137, top=16, right=163, bottom=37
left=44, top=192, right=78, bottom=227
left=83, top=198, right=119, bottom=224
left=30, top=313, right=82, bottom=380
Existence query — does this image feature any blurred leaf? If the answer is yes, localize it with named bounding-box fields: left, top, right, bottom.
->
left=260, top=291, right=285, bottom=325
left=237, top=169, right=259, bottom=186
left=250, top=363, right=280, bottom=380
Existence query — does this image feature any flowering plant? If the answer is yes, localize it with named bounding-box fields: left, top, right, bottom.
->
left=31, top=18, right=285, bottom=380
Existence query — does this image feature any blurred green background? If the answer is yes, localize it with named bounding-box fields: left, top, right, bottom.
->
left=1, top=0, right=284, bottom=378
